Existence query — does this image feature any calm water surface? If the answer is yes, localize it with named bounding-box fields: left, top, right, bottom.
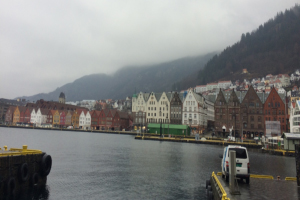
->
left=0, top=127, right=299, bottom=200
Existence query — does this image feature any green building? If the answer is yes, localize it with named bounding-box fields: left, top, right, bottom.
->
left=147, top=123, right=191, bottom=136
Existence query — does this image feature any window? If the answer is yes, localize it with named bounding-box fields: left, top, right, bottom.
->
left=258, top=124, right=262, bottom=129
left=251, top=124, right=254, bottom=128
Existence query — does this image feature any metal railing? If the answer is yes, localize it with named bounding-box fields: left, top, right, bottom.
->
left=211, top=171, right=230, bottom=200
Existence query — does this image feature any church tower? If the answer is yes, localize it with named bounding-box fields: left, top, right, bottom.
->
left=59, top=92, right=66, bottom=104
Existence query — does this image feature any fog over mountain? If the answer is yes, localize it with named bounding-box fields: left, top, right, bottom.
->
left=18, top=53, right=216, bottom=101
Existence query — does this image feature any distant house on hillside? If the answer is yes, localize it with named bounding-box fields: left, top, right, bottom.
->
left=218, top=81, right=231, bottom=90
left=266, top=74, right=273, bottom=80
left=242, top=69, right=248, bottom=74
left=194, top=85, right=207, bottom=93
left=206, top=83, right=218, bottom=91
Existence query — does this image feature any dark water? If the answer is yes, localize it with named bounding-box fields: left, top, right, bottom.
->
left=0, top=127, right=299, bottom=200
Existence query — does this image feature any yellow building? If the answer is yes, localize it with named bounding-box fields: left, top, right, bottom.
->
left=72, top=111, right=80, bottom=128
left=53, top=110, right=60, bottom=127
left=13, top=106, right=20, bottom=125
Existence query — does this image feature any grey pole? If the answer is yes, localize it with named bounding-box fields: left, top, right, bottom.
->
left=229, top=150, right=240, bottom=195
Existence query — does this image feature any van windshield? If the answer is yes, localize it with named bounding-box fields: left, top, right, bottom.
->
left=228, top=148, right=247, bottom=159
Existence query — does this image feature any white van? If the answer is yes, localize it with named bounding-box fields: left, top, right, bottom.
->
left=221, top=145, right=250, bottom=184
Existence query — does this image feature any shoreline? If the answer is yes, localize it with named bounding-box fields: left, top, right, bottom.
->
left=1, top=125, right=293, bottom=156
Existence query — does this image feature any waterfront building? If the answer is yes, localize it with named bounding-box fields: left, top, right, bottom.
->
left=90, top=110, right=100, bottom=130
left=24, top=108, right=33, bottom=123
left=46, top=110, right=55, bottom=125
left=289, top=100, right=300, bottom=133
left=240, top=86, right=265, bottom=138
left=65, top=110, right=73, bottom=127
left=170, top=92, right=183, bottom=124
left=60, top=110, right=66, bottom=127
left=99, top=109, right=107, bottom=130
left=263, top=87, right=287, bottom=134
left=5, top=106, right=16, bottom=125
left=85, top=111, right=91, bottom=130
left=146, top=92, right=159, bottom=124
left=34, top=108, right=48, bottom=126
left=118, top=111, right=130, bottom=130
left=0, top=98, right=26, bottom=124
left=214, top=90, right=229, bottom=136
left=30, top=108, right=37, bottom=125
left=53, top=110, right=60, bottom=127
left=105, top=109, right=113, bottom=130
left=13, top=106, right=24, bottom=125
left=131, top=92, right=147, bottom=130
left=182, top=89, right=213, bottom=133
left=156, top=92, right=171, bottom=124
left=71, top=110, right=80, bottom=128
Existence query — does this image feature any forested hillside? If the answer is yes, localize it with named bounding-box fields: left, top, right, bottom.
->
left=173, top=5, right=300, bottom=90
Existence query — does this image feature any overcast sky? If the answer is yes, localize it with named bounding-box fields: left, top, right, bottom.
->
left=0, top=1, right=298, bottom=99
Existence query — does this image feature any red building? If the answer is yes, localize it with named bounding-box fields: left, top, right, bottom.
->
left=18, top=107, right=27, bottom=123
left=24, top=108, right=33, bottom=123
left=91, top=110, right=100, bottom=130
left=60, top=110, right=66, bottom=127
left=263, top=87, right=287, bottom=134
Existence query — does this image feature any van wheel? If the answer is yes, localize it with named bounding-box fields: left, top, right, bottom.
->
left=246, top=177, right=250, bottom=184
left=225, top=175, right=229, bottom=182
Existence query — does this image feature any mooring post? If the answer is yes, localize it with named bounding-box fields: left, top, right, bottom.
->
left=295, top=144, right=300, bottom=186
left=229, top=150, right=240, bottom=195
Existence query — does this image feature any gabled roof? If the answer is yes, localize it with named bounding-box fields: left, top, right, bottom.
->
left=118, top=111, right=129, bottom=119
left=154, top=93, right=162, bottom=102
left=166, top=93, right=174, bottom=101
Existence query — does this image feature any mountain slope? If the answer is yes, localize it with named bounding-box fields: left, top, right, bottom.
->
left=173, top=5, right=300, bottom=90
left=19, top=53, right=216, bottom=101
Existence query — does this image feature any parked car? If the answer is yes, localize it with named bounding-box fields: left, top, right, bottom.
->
left=220, top=145, right=250, bottom=184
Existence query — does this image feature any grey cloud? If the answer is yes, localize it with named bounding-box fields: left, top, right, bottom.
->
left=0, top=0, right=298, bottom=98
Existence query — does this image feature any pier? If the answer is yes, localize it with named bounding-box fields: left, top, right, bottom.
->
left=0, top=145, right=52, bottom=198
left=207, top=172, right=297, bottom=200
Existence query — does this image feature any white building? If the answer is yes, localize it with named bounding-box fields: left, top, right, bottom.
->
left=79, top=110, right=91, bottom=130
left=290, top=100, right=300, bottom=133
left=195, top=85, right=207, bottom=93
left=278, top=74, right=290, bottom=87
left=277, top=88, right=286, bottom=94
left=218, top=81, right=232, bottom=90
left=182, top=89, right=214, bottom=133
left=206, top=83, right=218, bottom=91
left=30, top=108, right=47, bottom=126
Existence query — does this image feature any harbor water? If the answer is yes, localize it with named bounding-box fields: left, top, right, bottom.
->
left=0, top=127, right=299, bottom=200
